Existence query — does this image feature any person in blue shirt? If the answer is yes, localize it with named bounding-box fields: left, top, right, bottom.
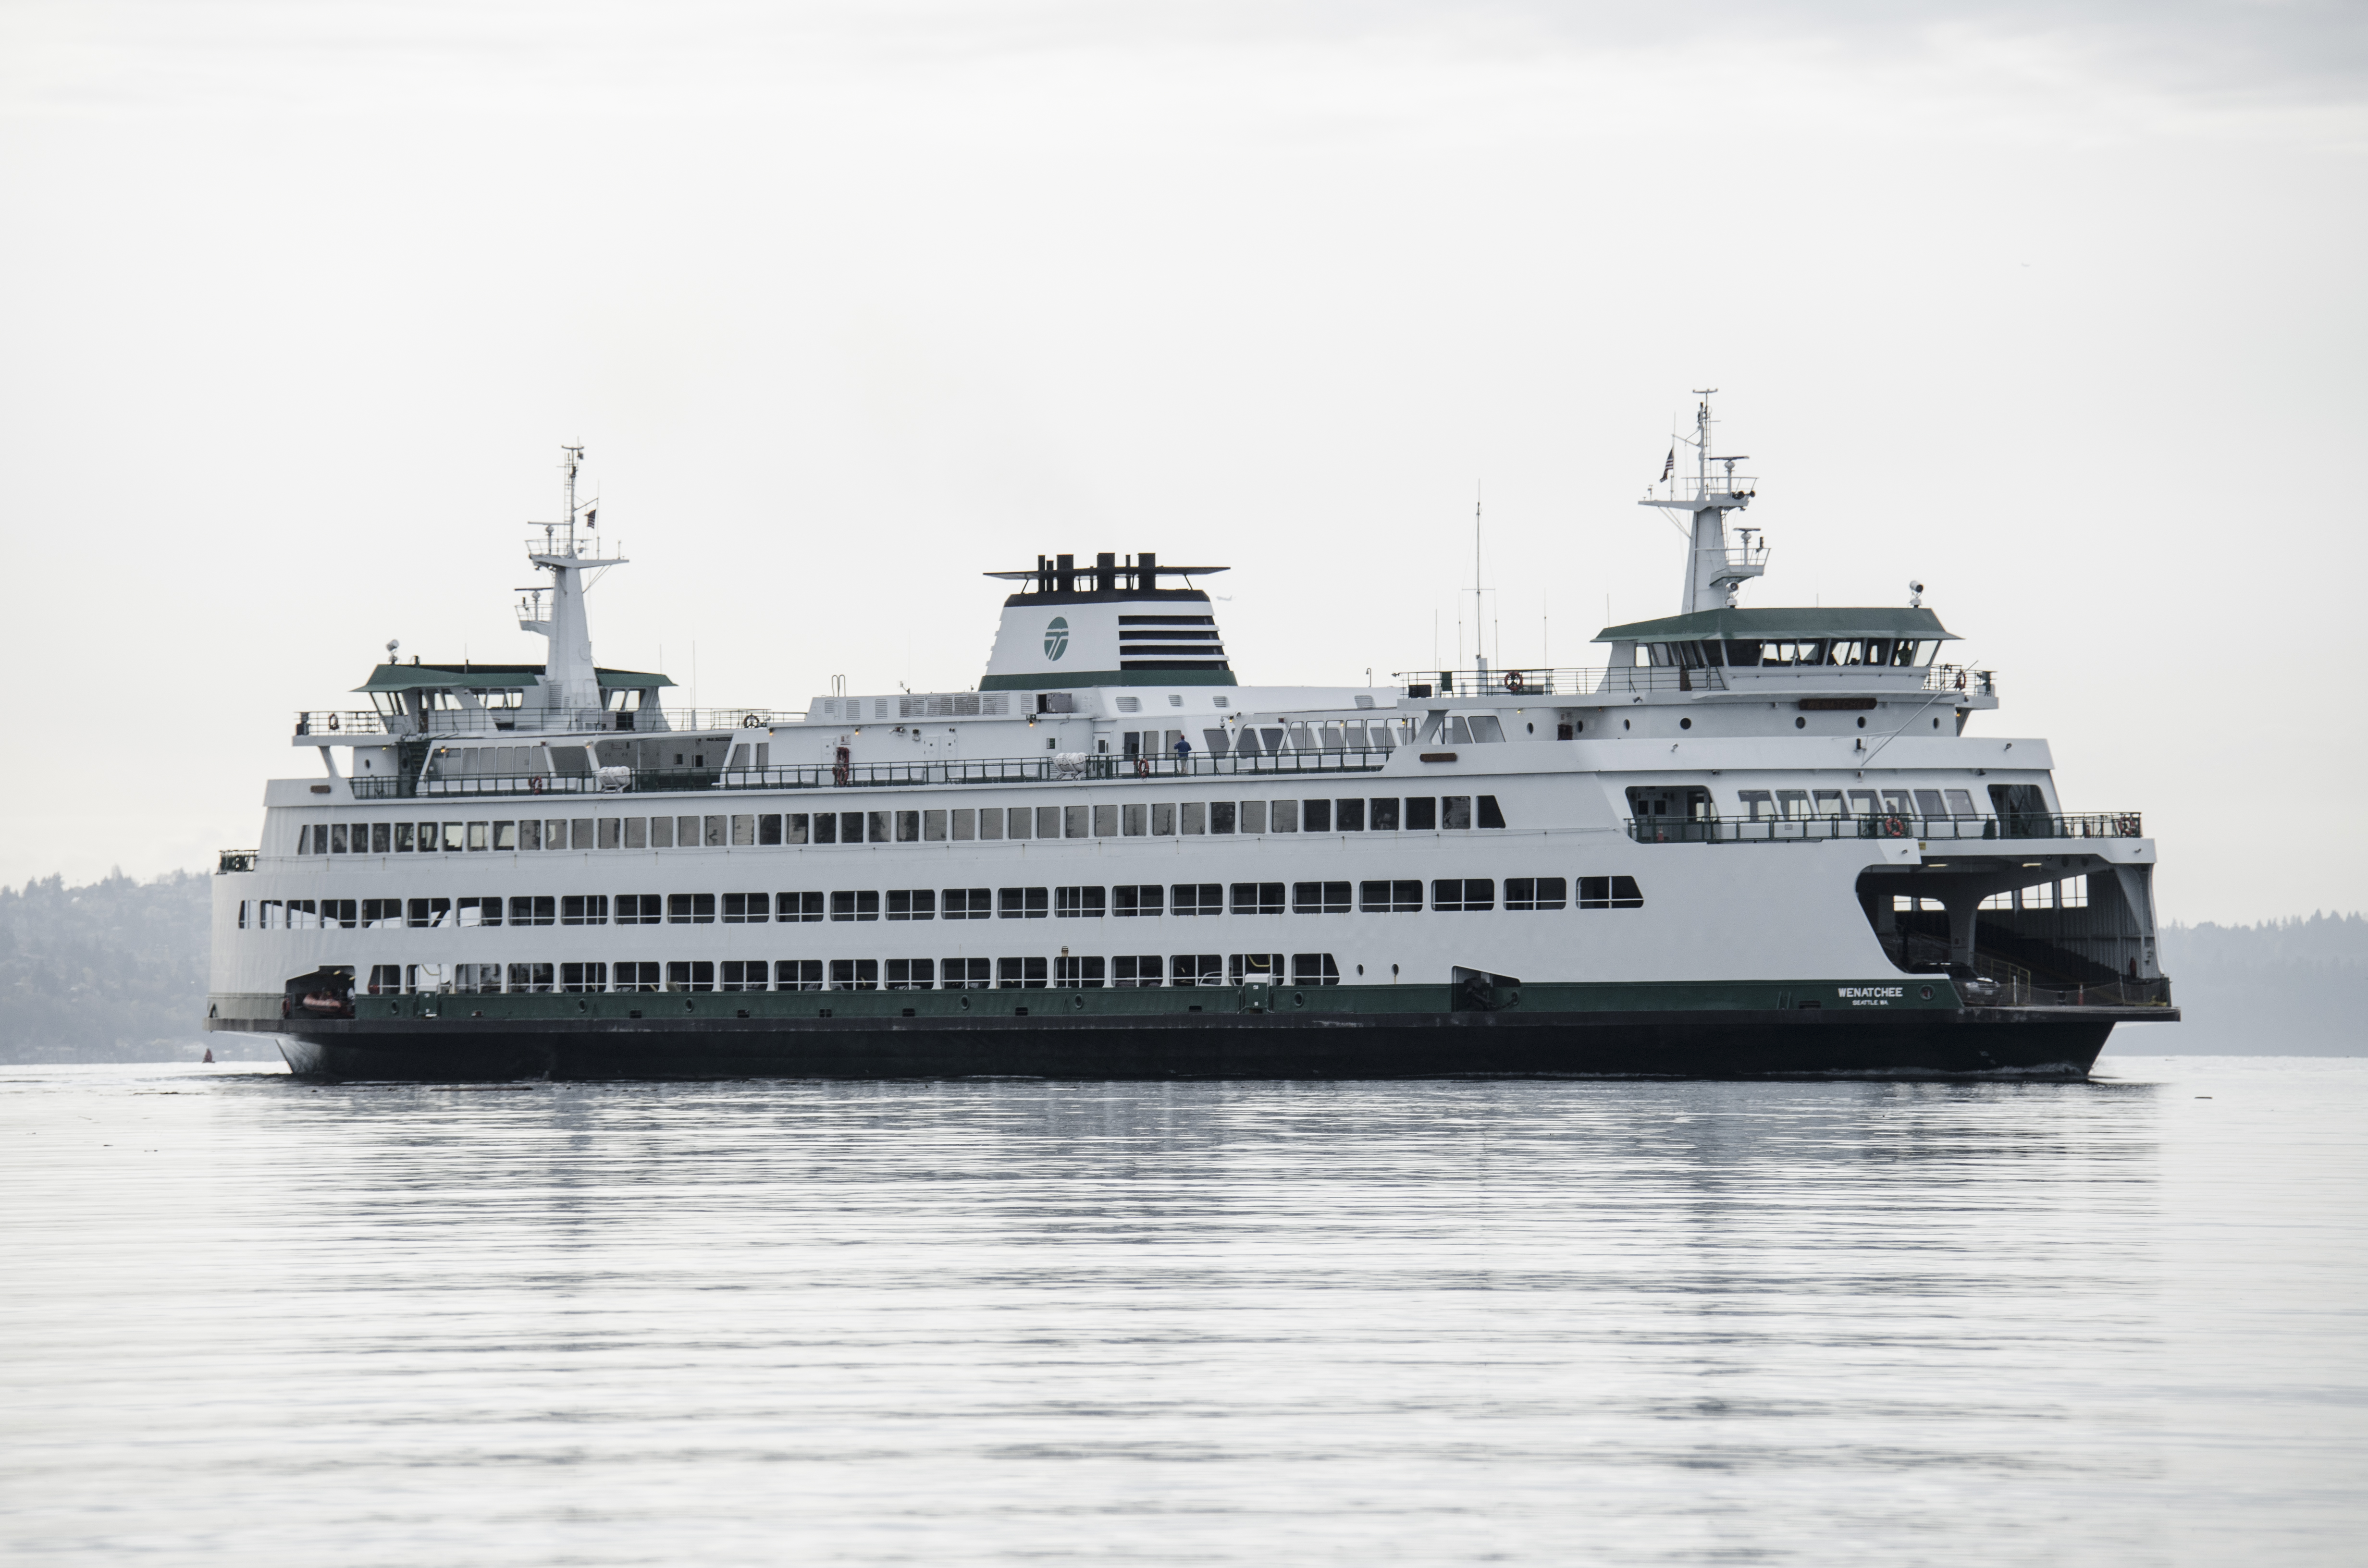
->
left=1173, top=736, right=1192, bottom=761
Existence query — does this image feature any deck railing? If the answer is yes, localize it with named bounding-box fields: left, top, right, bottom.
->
left=295, top=707, right=802, bottom=740
left=1626, top=811, right=2143, bottom=844
left=1963, top=976, right=2173, bottom=1009
left=347, top=748, right=1398, bottom=800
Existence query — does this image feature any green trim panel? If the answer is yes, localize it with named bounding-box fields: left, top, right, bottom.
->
left=1594, top=606, right=1958, bottom=645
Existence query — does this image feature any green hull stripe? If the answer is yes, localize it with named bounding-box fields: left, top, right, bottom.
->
left=214, top=978, right=1965, bottom=1025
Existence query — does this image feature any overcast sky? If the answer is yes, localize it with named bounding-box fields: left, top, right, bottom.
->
left=2, top=0, right=2361, bottom=920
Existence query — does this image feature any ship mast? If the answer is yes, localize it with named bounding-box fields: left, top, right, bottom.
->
left=520, top=445, right=629, bottom=726
left=1639, top=391, right=1764, bottom=614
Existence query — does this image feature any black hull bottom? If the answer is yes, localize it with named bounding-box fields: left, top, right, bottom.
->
left=216, top=1007, right=2145, bottom=1083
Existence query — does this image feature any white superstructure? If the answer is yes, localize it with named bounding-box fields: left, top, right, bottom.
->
left=211, top=410, right=2168, bottom=1053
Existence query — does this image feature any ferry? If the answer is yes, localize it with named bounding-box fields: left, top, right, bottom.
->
left=206, top=406, right=2176, bottom=1079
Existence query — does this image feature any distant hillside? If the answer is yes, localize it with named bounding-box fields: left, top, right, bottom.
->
left=2141, top=913, right=2366, bottom=1056
left=1, top=870, right=2357, bottom=1062
left=0, top=870, right=269, bottom=1063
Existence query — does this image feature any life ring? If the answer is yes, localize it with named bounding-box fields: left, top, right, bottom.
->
left=741, top=713, right=760, bottom=728
left=327, top=713, right=340, bottom=732
left=1882, top=816, right=1907, bottom=838
left=529, top=775, right=545, bottom=795
left=2116, top=814, right=2140, bottom=837
left=1954, top=672, right=1966, bottom=690
left=1135, top=757, right=1151, bottom=778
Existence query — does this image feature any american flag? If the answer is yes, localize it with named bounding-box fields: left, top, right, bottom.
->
left=1660, top=446, right=1674, bottom=482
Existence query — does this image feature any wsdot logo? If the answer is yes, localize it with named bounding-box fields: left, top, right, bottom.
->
left=1044, top=617, right=1069, bottom=661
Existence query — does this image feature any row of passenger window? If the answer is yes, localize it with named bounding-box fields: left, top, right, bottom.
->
left=365, top=954, right=1342, bottom=993
left=247, top=878, right=1644, bottom=929
left=1738, top=786, right=1980, bottom=821
left=292, top=796, right=1509, bottom=856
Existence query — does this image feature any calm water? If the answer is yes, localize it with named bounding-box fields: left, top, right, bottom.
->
left=2, top=1056, right=2363, bottom=1566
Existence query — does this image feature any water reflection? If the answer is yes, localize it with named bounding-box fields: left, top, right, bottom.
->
left=4, top=1063, right=2362, bottom=1565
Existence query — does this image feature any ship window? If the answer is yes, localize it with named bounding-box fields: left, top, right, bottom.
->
left=867, top=812, right=891, bottom=845
left=562, top=963, right=607, bottom=993
left=1468, top=716, right=1505, bottom=743
left=1913, top=789, right=1947, bottom=819
left=669, top=893, right=716, bottom=925
left=942, top=888, right=990, bottom=920
left=509, top=896, right=555, bottom=927
left=562, top=895, right=608, bottom=926
left=830, top=891, right=880, bottom=922
left=1052, top=956, right=1105, bottom=989
left=951, top=809, right=975, bottom=841
left=1267, top=800, right=1296, bottom=833
left=600, top=818, right=622, bottom=850
left=320, top=899, right=357, bottom=929
left=683, top=815, right=706, bottom=846
left=1293, top=882, right=1350, bottom=914
left=1055, top=886, right=1105, bottom=918
left=1117, top=697, right=1142, bottom=713
left=1063, top=805, right=1088, bottom=839
left=456, top=896, right=501, bottom=928
left=939, top=958, right=989, bottom=990
left=667, top=961, right=717, bottom=992
left=996, top=957, right=1048, bottom=989
left=1152, top=802, right=1176, bottom=836
left=393, top=823, right=415, bottom=853
left=732, top=815, right=755, bottom=846
left=836, top=811, right=862, bottom=843
left=1442, top=796, right=1472, bottom=830
left=356, top=896, right=401, bottom=928
left=518, top=821, right=541, bottom=852
left=892, top=810, right=917, bottom=843
left=1945, top=789, right=1978, bottom=817
left=974, top=809, right=999, bottom=841
left=776, top=892, right=825, bottom=922
left=1257, top=727, right=1284, bottom=753
left=1115, top=884, right=1163, bottom=917
left=722, top=893, right=769, bottom=923
left=1846, top=789, right=1879, bottom=816
left=1001, top=807, right=1029, bottom=842
left=1172, top=955, right=1223, bottom=987
left=1293, top=954, right=1341, bottom=986
left=719, top=960, right=765, bottom=992
left=649, top=816, right=675, bottom=848
left=804, top=813, right=830, bottom=845
left=924, top=810, right=947, bottom=842
left=493, top=821, right=518, bottom=851
left=1122, top=803, right=1147, bottom=836
left=612, top=961, right=660, bottom=992
left=1036, top=806, right=1062, bottom=840
left=1229, top=954, right=1284, bottom=984
left=507, top=963, right=555, bottom=994
left=1506, top=878, right=1566, bottom=910
left=1210, top=802, right=1236, bottom=834
left=405, top=897, right=449, bottom=929
left=1368, top=797, right=1400, bottom=831
left=1287, top=723, right=1314, bottom=750
left=1114, top=956, right=1162, bottom=987
left=1814, top=790, right=1845, bottom=818
left=783, top=814, right=810, bottom=845
left=615, top=894, right=661, bottom=925
left=1329, top=799, right=1362, bottom=832
left=759, top=814, right=784, bottom=845
left=1359, top=880, right=1423, bottom=913
left=829, top=960, right=877, bottom=991
left=1445, top=717, right=1472, bottom=746
left=1172, top=883, right=1222, bottom=917
left=1230, top=727, right=1258, bottom=758
left=1181, top=802, right=1206, bottom=835
left=886, top=959, right=935, bottom=991
left=1201, top=727, right=1231, bottom=757
left=773, top=960, right=824, bottom=992
left=1778, top=790, right=1813, bottom=820
left=1736, top=789, right=1776, bottom=821
left=1433, top=879, right=1493, bottom=912
left=998, top=887, right=1048, bottom=919
left=1405, top=797, right=1438, bottom=830
left=1231, top=882, right=1285, bottom=915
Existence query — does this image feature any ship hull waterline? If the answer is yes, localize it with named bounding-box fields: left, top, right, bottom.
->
left=213, top=1004, right=2167, bottom=1082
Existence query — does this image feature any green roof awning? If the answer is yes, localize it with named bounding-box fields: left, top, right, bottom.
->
left=1594, top=607, right=1957, bottom=644
left=353, top=662, right=676, bottom=693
